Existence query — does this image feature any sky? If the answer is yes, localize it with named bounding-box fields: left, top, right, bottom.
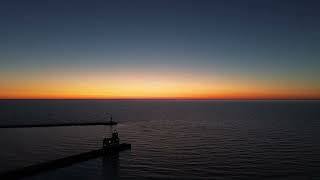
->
left=0, top=0, right=320, bottom=99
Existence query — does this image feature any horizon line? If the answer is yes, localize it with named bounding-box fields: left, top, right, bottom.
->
left=1, top=98, right=319, bottom=101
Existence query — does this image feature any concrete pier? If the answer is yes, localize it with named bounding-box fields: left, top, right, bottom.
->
left=0, top=143, right=131, bottom=179
left=0, top=121, right=117, bottom=128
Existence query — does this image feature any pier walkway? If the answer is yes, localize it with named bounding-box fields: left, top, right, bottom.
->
left=0, top=121, right=117, bottom=128
left=0, top=143, right=131, bottom=179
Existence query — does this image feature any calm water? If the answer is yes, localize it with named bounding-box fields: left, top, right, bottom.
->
left=0, top=100, right=320, bottom=179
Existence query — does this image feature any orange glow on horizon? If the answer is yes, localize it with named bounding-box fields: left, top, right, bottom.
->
left=1, top=85, right=319, bottom=100
left=1, top=94, right=320, bottom=100
left=1, top=70, right=320, bottom=100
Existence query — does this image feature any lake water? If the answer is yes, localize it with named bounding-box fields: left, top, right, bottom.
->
left=0, top=100, right=319, bottom=179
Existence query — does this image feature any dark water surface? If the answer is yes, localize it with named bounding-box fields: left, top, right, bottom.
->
left=0, top=100, right=319, bottom=179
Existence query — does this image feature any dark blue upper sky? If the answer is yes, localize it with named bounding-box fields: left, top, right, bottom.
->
left=1, top=0, right=320, bottom=98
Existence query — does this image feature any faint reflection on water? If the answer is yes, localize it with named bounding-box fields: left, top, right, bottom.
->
left=101, top=154, right=120, bottom=179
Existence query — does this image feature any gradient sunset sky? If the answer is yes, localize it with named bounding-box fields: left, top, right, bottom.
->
left=1, top=0, right=320, bottom=99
